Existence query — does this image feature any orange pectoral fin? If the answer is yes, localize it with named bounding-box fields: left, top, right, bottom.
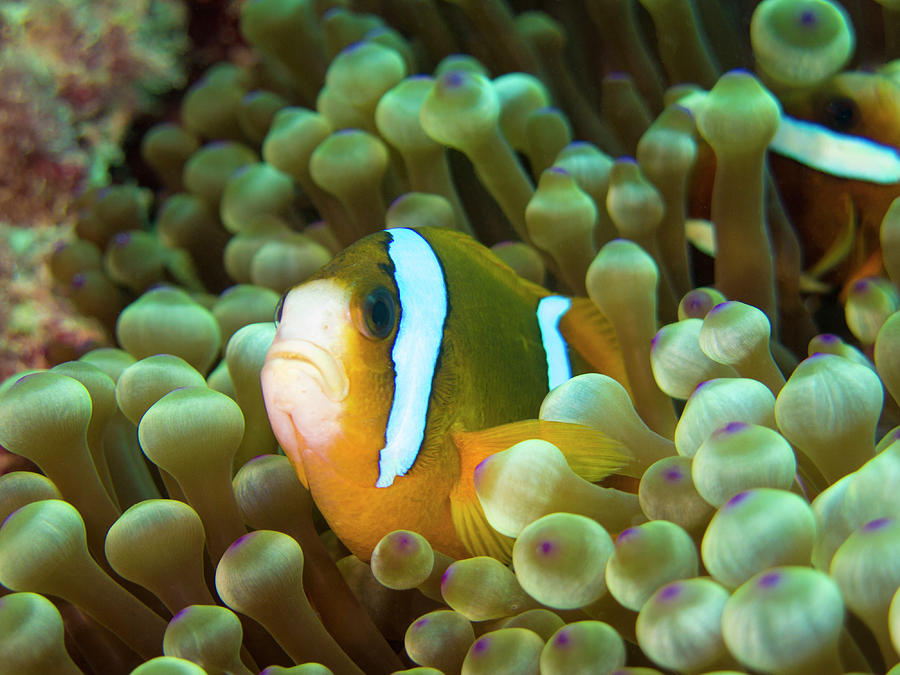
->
left=803, top=192, right=856, bottom=285
left=559, top=298, right=630, bottom=392
left=448, top=495, right=514, bottom=562
left=449, top=419, right=632, bottom=560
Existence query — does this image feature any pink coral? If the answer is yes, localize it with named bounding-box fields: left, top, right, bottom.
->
left=0, top=55, right=88, bottom=227
left=0, top=0, right=188, bottom=227
left=0, top=0, right=188, bottom=376
left=0, top=224, right=107, bottom=381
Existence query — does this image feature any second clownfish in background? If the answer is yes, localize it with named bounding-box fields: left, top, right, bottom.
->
left=771, top=70, right=900, bottom=291
left=261, top=226, right=632, bottom=561
left=688, top=69, right=900, bottom=295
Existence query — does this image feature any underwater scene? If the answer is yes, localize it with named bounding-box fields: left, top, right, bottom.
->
left=4, top=0, right=900, bottom=672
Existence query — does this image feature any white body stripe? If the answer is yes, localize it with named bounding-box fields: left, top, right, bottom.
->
left=376, top=228, right=448, bottom=488
left=674, top=91, right=900, bottom=185
left=537, top=295, right=572, bottom=390
left=771, top=115, right=900, bottom=184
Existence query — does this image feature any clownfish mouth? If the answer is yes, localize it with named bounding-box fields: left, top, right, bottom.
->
left=264, top=339, right=349, bottom=403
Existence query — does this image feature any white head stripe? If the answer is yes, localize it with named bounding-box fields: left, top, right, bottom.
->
left=771, top=115, right=900, bottom=184
left=537, top=295, right=572, bottom=391
left=376, top=228, right=448, bottom=488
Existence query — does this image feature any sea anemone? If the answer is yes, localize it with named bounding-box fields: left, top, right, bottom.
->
left=4, top=0, right=900, bottom=673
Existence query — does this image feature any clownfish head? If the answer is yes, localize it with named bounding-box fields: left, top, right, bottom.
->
left=261, top=227, right=448, bottom=490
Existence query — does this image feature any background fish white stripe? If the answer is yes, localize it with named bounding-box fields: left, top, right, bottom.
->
left=376, top=228, right=448, bottom=488
left=674, top=91, right=900, bottom=185
left=537, top=295, right=572, bottom=390
left=770, top=115, right=900, bottom=184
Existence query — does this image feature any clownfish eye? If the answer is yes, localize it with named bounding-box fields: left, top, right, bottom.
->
left=274, top=292, right=287, bottom=326
left=823, top=95, right=858, bottom=132
left=360, top=286, right=396, bottom=339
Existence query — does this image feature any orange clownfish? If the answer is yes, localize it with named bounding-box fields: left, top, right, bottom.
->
left=261, top=226, right=631, bottom=561
left=771, top=70, right=900, bottom=291
left=687, top=70, right=900, bottom=293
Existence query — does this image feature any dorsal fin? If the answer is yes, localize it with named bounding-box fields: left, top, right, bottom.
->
left=559, top=298, right=630, bottom=391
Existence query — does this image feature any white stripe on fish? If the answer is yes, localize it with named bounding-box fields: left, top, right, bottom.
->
left=537, top=295, right=573, bottom=390
left=377, top=228, right=448, bottom=488
left=770, top=115, right=900, bottom=184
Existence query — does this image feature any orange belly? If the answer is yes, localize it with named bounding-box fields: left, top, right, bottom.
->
left=296, top=445, right=469, bottom=561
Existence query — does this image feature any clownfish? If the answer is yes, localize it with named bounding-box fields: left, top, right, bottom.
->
left=261, top=226, right=631, bottom=561
left=770, top=70, right=900, bottom=290
left=686, top=70, right=900, bottom=293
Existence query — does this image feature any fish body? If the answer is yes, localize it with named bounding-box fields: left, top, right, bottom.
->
left=687, top=70, right=900, bottom=292
left=261, top=226, right=629, bottom=560
left=772, top=71, right=900, bottom=289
